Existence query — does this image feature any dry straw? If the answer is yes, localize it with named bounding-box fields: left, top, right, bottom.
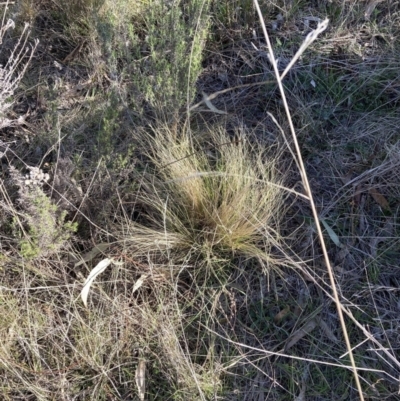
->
left=123, top=125, right=286, bottom=270
left=252, top=0, right=365, bottom=399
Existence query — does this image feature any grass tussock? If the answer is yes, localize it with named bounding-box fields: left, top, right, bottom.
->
left=123, top=125, right=285, bottom=272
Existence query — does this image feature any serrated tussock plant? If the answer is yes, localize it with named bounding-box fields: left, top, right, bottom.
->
left=123, top=125, right=286, bottom=272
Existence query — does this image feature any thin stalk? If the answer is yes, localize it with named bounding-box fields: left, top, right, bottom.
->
left=252, top=1, right=364, bottom=399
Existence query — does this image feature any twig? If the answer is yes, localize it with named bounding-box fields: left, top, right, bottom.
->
left=252, top=1, right=365, bottom=399
left=188, top=79, right=275, bottom=112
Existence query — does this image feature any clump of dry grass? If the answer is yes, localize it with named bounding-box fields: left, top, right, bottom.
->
left=122, top=125, right=286, bottom=273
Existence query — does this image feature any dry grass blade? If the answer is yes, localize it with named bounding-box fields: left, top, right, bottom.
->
left=319, top=319, right=339, bottom=343
left=206, top=325, right=398, bottom=381
left=280, top=19, right=329, bottom=81
left=202, top=91, right=227, bottom=114
left=364, top=0, right=384, bottom=20
left=135, top=359, right=146, bottom=401
left=284, top=319, right=318, bottom=352
left=74, top=243, right=111, bottom=267
left=253, top=0, right=365, bottom=399
left=188, top=79, right=275, bottom=112
left=132, top=274, right=147, bottom=294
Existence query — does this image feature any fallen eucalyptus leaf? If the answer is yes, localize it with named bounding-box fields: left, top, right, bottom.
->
left=319, top=318, right=338, bottom=342
left=368, top=187, right=391, bottom=212
left=320, top=219, right=342, bottom=248
left=284, top=319, right=317, bottom=351
left=80, top=258, right=112, bottom=307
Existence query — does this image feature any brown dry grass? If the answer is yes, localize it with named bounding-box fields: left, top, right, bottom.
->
left=0, top=0, right=400, bottom=400
left=119, top=124, right=286, bottom=271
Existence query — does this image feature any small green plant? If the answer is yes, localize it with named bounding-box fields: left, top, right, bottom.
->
left=212, top=0, right=256, bottom=28
left=9, top=166, right=77, bottom=260
left=145, top=0, right=210, bottom=115
left=18, top=193, right=78, bottom=259
left=96, top=92, right=121, bottom=158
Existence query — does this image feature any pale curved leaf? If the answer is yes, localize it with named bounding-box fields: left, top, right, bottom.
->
left=202, top=91, right=227, bottom=114
left=132, top=274, right=148, bottom=294
left=320, top=218, right=342, bottom=248
left=284, top=319, right=317, bottom=351
left=80, top=258, right=112, bottom=307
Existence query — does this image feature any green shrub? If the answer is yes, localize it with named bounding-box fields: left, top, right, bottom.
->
left=9, top=166, right=78, bottom=260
